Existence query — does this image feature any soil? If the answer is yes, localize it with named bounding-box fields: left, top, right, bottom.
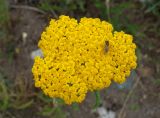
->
left=0, top=0, right=160, bottom=118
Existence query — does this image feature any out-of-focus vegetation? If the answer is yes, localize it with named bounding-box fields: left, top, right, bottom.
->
left=144, top=0, right=160, bottom=17
left=0, top=0, right=10, bottom=43
left=38, top=0, right=144, bottom=38
left=0, top=0, right=9, bottom=111
left=39, top=0, right=86, bottom=15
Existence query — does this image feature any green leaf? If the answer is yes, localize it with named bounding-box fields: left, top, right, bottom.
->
left=93, top=0, right=108, bottom=19
left=40, top=105, right=66, bottom=118
left=145, top=1, right=160, bottom=13
left=0, top=76, right=9, bottom=110
left=111, top=2, right=133, bottom=15
left=56, top=98, right=65, bottom=105
left=40, top=105, right=55, bottom=116
left=72, top=102, right=79, bottom=111
left=54, top=107, right=66, bottom=118
left=13, top=100, right=33, bottom=109
left=123, top=18, right=139, bottom=35
left=78, top=0, right=85, bottom=12
left=37, top=92, right=53, bottom=103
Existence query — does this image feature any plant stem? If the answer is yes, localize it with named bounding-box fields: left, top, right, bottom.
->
left=94, top=91, right=101, bottom=108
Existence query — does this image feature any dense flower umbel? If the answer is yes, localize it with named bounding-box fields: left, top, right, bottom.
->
left=32, top=15, right=137, bottom=104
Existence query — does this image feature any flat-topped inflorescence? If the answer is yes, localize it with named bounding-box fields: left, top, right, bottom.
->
left=32, top=15, right=137, bottom=104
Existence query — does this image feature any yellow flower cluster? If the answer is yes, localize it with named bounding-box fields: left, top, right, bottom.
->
left=32, top=15, right=137, bottom=104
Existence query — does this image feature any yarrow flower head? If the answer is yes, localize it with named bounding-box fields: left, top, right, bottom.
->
left=32, top=15, right=137, bottom=104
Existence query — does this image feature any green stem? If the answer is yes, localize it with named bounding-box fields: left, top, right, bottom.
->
left=106, top=0, right=111, bottom=22
left=94, top=91, right=101, bottom=108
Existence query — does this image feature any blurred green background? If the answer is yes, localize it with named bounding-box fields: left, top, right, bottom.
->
left=0, top=0, right=160, bottom=118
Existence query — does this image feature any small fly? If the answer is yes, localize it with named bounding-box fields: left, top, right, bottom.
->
left=104, top=41, right=109, bottom=53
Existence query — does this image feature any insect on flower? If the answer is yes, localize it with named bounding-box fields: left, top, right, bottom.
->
left=104, top=40, right=109, bottom=53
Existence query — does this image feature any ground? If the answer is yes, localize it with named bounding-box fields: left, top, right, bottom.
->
left=0, top=0, right=160, bottom=118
